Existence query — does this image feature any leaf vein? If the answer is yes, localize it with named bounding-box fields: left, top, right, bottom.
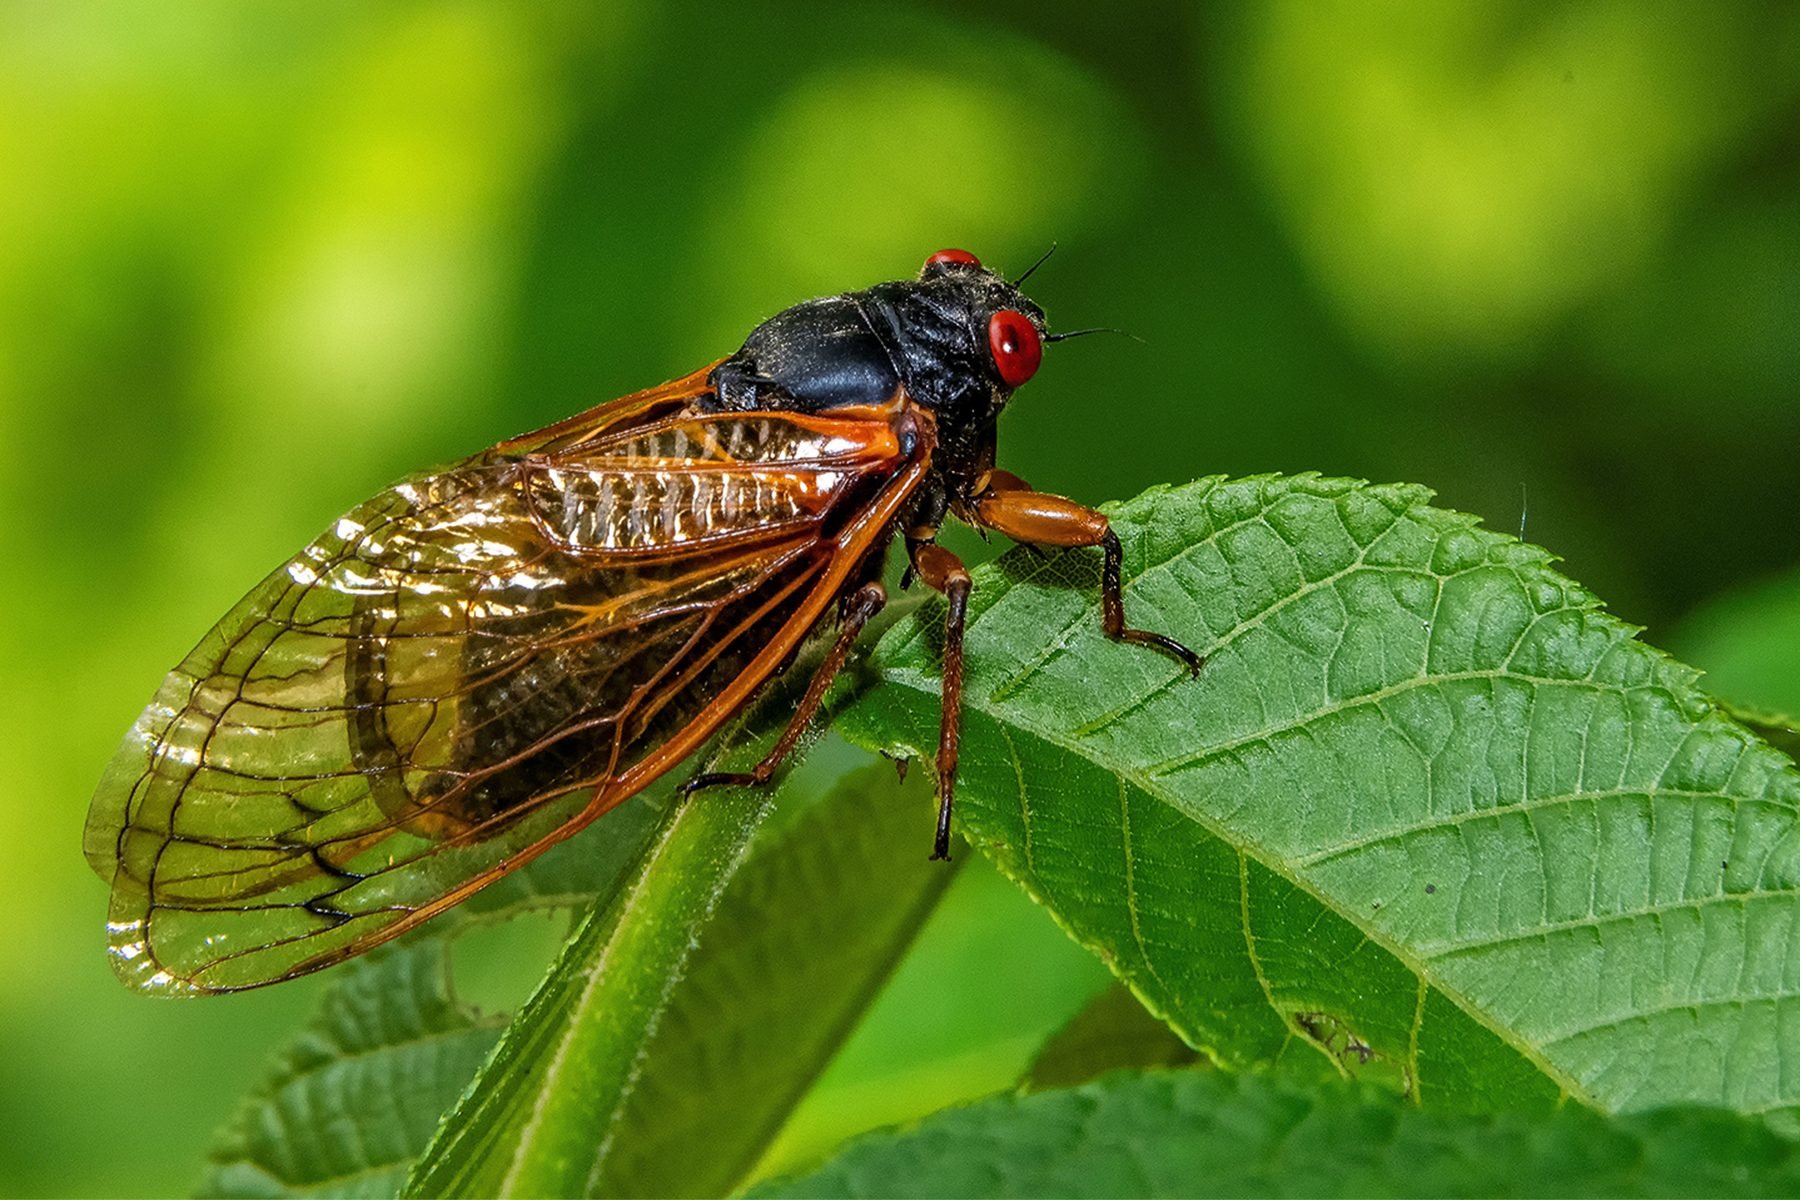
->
left=1421, top=890, right=1797, bottom=958
left=1146, top=673, right=1710, bottom=779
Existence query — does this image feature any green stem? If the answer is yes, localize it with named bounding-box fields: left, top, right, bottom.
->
left=403, top=787, right=775, bottom=1198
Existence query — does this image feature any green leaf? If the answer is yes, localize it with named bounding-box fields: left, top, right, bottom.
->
left=841, top=474, right=1800, bottom=1115
left=1021, top=984, right=1201, bottom=1093
left=587, top=760, right=959, bottom=1197
left=198, top=796, right=669, bottom=1198
left=750, top=1070, right=1800, bottom=1198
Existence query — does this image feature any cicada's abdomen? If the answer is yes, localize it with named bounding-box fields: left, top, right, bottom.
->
left=520, top=408, right=904, bottom=556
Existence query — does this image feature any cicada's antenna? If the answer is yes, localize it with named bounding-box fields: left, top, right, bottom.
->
left=1013, top=243, right=1057, bottom=287
left=1044, top=326, right=1146, bottom=346
left=1015, top=245, right=1146, bottom=346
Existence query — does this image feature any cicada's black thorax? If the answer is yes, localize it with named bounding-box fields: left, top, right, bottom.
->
left=707, top=264, right=1046, bottom=496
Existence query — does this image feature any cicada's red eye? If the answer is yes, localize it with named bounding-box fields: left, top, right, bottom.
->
left=987, top=309, right=1042, bottom=388
left=925, top=248, right=981, bottom=270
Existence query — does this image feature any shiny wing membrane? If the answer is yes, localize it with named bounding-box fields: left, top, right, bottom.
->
left=86, top=368, right=929, bottom=993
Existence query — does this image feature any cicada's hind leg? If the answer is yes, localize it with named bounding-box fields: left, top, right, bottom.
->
left=907, top=539, right=971, bottom=861
left=681, top=580, right=887, bottom=795
left=972, top=473, right=1203, bottom=675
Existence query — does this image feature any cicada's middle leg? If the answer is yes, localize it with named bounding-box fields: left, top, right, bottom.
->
left=906, top=540, right=972, bottom=861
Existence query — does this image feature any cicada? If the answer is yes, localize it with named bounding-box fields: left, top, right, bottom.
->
left=85, top=249, right=1201, bottom=995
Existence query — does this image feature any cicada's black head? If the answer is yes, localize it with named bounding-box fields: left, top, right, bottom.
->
left=710, top=249, right=1050, bottom=438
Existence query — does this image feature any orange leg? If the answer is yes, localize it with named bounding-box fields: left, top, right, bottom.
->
left=682, top=581, right=887, bottom=794
left=973, top=482, right=1204, bottom=675
left=909, top=541, right=971, bottom=860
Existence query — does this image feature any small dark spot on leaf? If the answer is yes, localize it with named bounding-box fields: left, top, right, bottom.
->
left=1425, top=884, right=1437, bottom=894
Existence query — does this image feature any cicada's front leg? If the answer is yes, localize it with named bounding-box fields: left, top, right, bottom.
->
left=972, top=473, right=1204, bottom=675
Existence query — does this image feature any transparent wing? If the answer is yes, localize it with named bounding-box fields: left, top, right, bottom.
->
left=86, top=378, right=923, bottom=993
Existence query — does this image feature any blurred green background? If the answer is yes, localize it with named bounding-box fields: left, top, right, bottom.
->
left=5, top=2, right=1798, bottom=1195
